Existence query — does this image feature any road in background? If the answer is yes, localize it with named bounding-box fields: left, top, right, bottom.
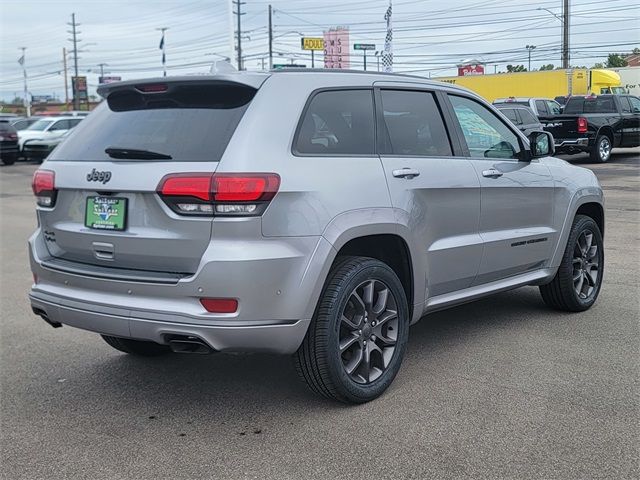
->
left=1, top=149, right=638, bottom=479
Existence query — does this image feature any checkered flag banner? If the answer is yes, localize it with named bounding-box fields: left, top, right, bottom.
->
left=382, top=1, right=393, bottom=73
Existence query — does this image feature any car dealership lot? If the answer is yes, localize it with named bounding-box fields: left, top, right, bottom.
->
left=1, top=150, right=638, bottom=479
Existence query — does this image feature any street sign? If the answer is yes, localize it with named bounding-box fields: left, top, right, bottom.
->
left=354, top=43, right=376, bottom=51
left=301, top=37, right=324, bottom=51
left=273, top=64, right=307, bottom=69
left=31, top=95, right=54, bottom=104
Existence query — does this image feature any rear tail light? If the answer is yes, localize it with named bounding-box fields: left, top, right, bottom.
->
left=157, top=172, right=280, bottom=217
left=577, top=117, right=588, bottom=133
left=32, top=169, right=57, bottom=207
left=200, top=298, right=238, bottom=313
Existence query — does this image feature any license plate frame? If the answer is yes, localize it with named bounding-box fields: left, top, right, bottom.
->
left=85, top=196, right=128, bottom=231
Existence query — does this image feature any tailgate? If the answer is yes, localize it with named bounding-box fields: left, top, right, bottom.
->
left=39, top=161, right=217, bottom=273
left=37, top=79, right=258, bottom=274
left=543, top=115, right=580, bottom=140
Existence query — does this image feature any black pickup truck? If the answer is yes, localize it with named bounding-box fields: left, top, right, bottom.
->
left=543, top=94, right=640, bottom=162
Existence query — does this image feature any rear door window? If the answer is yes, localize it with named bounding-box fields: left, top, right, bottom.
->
left=619, top=96, right=632, bottom=113
left=50, top=82, right=257, bottom=162
left=294, top=89, right=375, bottom=155
left=379, top=90, right=452, bottom=156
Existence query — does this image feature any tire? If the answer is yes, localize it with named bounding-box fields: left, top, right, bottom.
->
left=0, top=153, right=16, bottom=166
left=540, top=215, right=604, bottom=312
left=590, top=134, right=612, bottom=163
left=294, top=256, right=410, bottom=403
left=101, top=335, right=171, bottom=356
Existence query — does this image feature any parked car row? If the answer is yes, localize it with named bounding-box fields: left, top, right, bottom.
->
left=494, top=94, right=640, bottom=162
left=0, top=113, right=87, bottom=165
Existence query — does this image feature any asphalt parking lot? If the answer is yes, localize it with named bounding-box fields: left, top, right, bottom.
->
left=1, top=150, right=638, bottom=480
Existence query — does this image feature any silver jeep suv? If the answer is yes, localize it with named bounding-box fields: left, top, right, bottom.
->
left=29, top=71, right=604, bottom=403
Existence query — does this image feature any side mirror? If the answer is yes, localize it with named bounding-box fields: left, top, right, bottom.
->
left=528, top=131, right=555, bottom=158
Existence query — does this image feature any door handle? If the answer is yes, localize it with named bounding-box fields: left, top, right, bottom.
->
left=392, top=168, right=421, bottom=179
left=482, top=168, right=503, bottom=178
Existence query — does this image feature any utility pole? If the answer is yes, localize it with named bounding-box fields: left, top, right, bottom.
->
left=562, top=0, right=570, bottom=69
left=67, top=13, right=80, bottom=110
left=526, top=45, right=536, bottom=71
left=62, top=48, right=69, bottom=107
left=233, top=0, right=245, bottom=70
left=19, top=47, right=31, bottom=116
left=268, top=5, right=273, bottom=70
left=97, top=63, right=108, bottom=79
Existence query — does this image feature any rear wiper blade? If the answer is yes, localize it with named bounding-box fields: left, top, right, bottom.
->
left=105, top=147, right=172, bottom=160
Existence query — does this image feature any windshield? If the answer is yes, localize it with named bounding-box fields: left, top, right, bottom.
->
left=27, top=119, right=54, bottom=131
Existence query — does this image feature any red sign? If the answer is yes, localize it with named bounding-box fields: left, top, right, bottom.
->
left=458, top=64, right=485, bottom=76
left=323, top=28, right=350, bottom=69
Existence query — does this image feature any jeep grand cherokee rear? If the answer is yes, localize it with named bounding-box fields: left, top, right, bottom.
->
left=29, top=71, right=604, bottom=404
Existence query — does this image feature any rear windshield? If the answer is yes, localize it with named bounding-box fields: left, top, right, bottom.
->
left=564, top=96, right=617, bottom=114
left=49, top=82, right=256, bottom=162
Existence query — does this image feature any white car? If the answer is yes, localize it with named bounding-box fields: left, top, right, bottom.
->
left=17, top=116, right=83, bottom=150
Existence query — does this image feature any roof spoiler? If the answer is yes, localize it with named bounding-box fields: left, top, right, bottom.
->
left=97, top=73, right=268, bottom=99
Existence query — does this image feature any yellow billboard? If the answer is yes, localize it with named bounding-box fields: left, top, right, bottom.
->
left=301, top=37, right=324, bottom=51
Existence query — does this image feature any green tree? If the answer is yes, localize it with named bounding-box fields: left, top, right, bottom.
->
left=539, top=64, right=555, bottom=71
left=593, top=62, right=605, bottom=69
left=632, top=47, right=639, bottom=54
left=606, top=53, right=628, bottom=68
left=506, top=64, right=527, bottom=72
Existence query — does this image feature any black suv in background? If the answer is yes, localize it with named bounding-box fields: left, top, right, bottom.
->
left=544, top=94, right=640, bottom=162
left=0, top=123, right=19, bottom=165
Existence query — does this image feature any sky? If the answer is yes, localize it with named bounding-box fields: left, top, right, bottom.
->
left=1, top=0, right=639, bottom=102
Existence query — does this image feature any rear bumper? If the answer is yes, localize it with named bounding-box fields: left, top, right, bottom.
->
left=28, top=227, right=332, bottom=354
left=29, top=291, right=310, bottom=354
left=554, top=137, right=590, bottom=153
